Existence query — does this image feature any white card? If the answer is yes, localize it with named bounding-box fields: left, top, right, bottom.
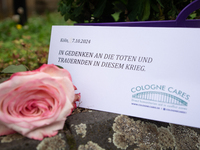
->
left=48, top=25, right=200, bottom=128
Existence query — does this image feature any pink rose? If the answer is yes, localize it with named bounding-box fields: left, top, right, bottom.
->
left=0, top=64, right=80, bottom=140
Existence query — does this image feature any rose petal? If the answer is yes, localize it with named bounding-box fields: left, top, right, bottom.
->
left=25, top=120, right=65, bottom=140
left=55, top=77, right=75, bottom=103
left=0, top=78, right=66, bottom=123
left=0, top=64, right=77, bottom=140
left=0, top=122, right=16, bottom=136
left=39, top=64, right=72, bottom=81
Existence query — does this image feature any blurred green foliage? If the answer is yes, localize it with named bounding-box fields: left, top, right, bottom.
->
left=58, top=0, right=200, bottom=23
left=0, top=12, right=73, bottom=73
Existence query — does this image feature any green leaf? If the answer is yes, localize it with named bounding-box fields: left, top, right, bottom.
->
left=1, top=65, right=27, bottom=74
left=58, top=3, right=71, bottom=16
left=72, top=5, right=83, bottom=17
left=64, top=13, right=70, bottom=21
left=114, top=1, right=127, bottom=11
left=141, top=0, right=151, bottom=21
left=127, top=0, right=143, bottom=21
left=137, top=0, right=145, bottom=20
left=66, top=0, right=74, bottom=5
left=55, top=65, right=64, bottom=69
left=156, top=0, right=164, bottom=8
left=151, top=4, right=159, bottom=12
left=189, top=13, right=196, bottom=19
left=94, top=0, right=107, bottom=18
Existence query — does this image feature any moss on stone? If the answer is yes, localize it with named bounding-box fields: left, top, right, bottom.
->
left=170, top=124, right=199, bottom=150
left=36, top=134, right=66, bottom=150
left=66, top=132, right=76, bottom=150
left=1, top=133, right=24, bottom=143
left=74, top=123, right=87, bottom=138
left=158, top=127, right=175, bottom=149
left=78, top=141, right=105, bottom=150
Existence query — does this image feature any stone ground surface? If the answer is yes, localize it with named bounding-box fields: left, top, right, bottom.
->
left=0, top=110, right=200, bottom=150
left=0, top=78, right=200, bottom=150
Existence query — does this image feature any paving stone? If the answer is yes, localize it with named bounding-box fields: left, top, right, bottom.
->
left=0, top=134, right=40, bottom=150
left=36, top=133, right=70, bottom=150
left=0, top=110, right=200, bottom=150
left=65, top=110, right=200, bottom=150
left=65, top=110, right=120, bottom=149
left=0, top=132, right=69, bottom=150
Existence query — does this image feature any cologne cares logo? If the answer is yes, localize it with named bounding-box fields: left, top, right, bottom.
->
left=131, top=84, right=190, bottom=113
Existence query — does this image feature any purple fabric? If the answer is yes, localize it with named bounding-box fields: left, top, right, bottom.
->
left=76, top=0, right=200, bottom=28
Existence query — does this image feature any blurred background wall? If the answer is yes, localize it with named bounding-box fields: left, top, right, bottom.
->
left=0, top=0, right=60, bottom=20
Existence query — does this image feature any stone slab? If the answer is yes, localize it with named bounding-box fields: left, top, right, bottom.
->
left=0, top=98, right=200, bottom=149
left=65, top=110, right=119, bottom=149
left=65, top=110, right=200, bottom=150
